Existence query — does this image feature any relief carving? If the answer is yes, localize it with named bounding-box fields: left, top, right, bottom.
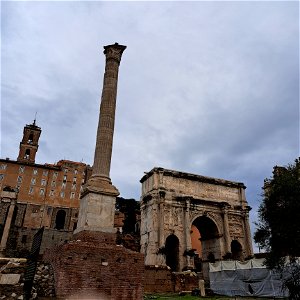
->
left=228, top=214, right=244, bottom=238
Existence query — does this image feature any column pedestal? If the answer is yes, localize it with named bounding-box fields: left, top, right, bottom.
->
left=74, top=191, right=117, bottom=234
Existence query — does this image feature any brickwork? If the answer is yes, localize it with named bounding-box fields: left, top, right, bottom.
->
left=144, top=266, right=173, bottom=293
left=44, top=231, right=144, bottom=300
left=0, top=158, right=89, bottom=209
left=172, top=271, right=199, bottom=293
left=144, top=266, right=200, bottom=294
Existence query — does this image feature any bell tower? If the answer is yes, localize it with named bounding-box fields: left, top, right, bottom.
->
left=17, top=119, right=41, bottom=163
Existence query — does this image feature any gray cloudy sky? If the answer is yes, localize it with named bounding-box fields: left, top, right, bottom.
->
left=1, top=1, right=299, bottom=249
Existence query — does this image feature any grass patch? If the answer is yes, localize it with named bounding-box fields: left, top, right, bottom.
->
left=144, top=294, right=231, bottom=300
left=144, top=294, right=277, bottom=300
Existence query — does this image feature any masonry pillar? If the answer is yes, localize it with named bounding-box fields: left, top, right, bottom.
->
left=243, top=207, right=253, bottom=257
left=222, top=206, right=231, bottom=254
left=157, top=191, right=166, bottom=266
left=184, top=198, right=193, bottom=269
left=75, top=43, right=126, bottom=234
left=0, top=189, right=17, bottom=256
left=158, top=194, right=165, bottom=248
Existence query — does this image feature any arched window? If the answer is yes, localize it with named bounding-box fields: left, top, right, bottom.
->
left=135, top=221, right=140, bottom=234
left=165, top=234, right=180, bottom=272
left=24, top=149, right=30, bottom=159
left=55, top=210, right=66, bottom=230
left=28, top=133, right=34, bottom=144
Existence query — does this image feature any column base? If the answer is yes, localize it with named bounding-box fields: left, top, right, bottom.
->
left=75, top=189, right=117, bottom=234
left=81, top=175, right=119, bottom=197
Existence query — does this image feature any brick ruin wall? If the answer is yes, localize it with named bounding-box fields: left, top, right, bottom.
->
left=43, top=231, right=144, bottom=300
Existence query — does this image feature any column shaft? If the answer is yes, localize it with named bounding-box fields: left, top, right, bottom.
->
left=93, top=59, right=120, bottom=178
left=0, top=202, right=16, bottom=252
left=185, top=199, right=193, bottom=269
left=158, top=201, right=165, bottom=247
left=222, top=210, right=231, bottom=254
left=244, top=212, right=253, bottom=256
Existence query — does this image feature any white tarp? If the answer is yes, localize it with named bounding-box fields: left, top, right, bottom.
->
left=209, top=258, right=288, bottom=298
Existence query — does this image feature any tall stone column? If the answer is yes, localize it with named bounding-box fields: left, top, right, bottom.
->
left=75, top=43, right=126, bottom=234
left=87, top=42, right=126, bottom=195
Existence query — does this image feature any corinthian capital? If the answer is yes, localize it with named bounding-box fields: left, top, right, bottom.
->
left=104, top=43, right=126, bottom=63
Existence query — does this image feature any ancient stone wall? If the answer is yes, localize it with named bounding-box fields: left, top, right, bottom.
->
left=32, top=262, right=55, bottom=298
left=0, top=257, right=26, bottom=299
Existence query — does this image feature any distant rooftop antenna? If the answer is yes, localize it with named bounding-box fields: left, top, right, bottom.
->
left=33, top=111, right=37, bottom=125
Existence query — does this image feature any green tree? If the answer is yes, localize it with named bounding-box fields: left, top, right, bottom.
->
left=254, top=158, right=300, bottom=299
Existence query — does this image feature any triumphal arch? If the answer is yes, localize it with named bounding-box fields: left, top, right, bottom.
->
left=140, top=167, right=253, bottom=277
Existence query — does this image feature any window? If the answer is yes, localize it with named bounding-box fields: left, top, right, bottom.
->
left=55, top=210, right=66, bottom=230
left=28, top=132, right=34, bottom=144
left=31, top=178, right=36, bottom=185
left=41, top=179, right=46, bottom=186
left=17, top=176, right=22, bottom=183
left=51, top=181, right=56, bottom=187
left=70, top=192, right=75, bottom=199
left=42, top=170, right=48, bottom=176
left=24, top=149, right=30, bottom=159
left=21, top=235, right=27, bottom=243
left=32, top=207, right=38, bottom=213
left=63, top=175, right=67, bottom=182
left=29, top=186, right=34, bottom=194
left=62, top=182, right=66, bottom=189
left=64, top=168, right=68, bottom=174
left=74, top=169, right=78, bottom=175
left=19, top=166, right=25, bottom=173
left=81, top=179, right=85, bottom=184
left=33, top=169, right=38, bottom=175
left=80, top=186, right=83, bottom=192
left=0, top=174, right=4, bottom=181
left=73, top=177, right=77, bottom=183
left=60, top=191, right=65, bottom=198
left=49, top=190, right=54, bottom=197
left=40, top=188, right=45, bottom=196
left=73, top=222, right=77, bottom=231
left=0, top=164, right=7, bottom=170
left=53, top=172, right=58, bottom=179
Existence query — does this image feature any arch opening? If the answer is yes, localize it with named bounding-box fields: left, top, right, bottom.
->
left=28, top=133, right=34, bottom=144
left=191, top=216, right=221, bottom=265
left=165, top=234, right=179, bottom=272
